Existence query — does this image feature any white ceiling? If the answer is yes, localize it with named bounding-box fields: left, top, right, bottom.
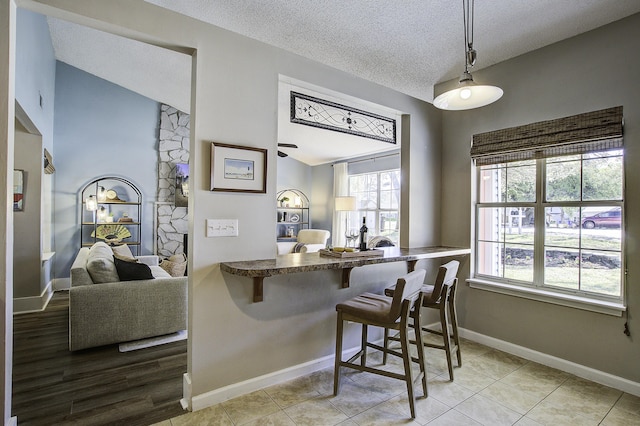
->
left=45, top=1, right=640, bottom=164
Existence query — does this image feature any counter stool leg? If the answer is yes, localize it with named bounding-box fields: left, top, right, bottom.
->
left=361, top=324, right=368, bottom=367
left=400, top=315, right=417, bottom=419
left=449, top=285, right=462, bottom=367
left=334, top=312, right=344, bottom=396
left=382, top=327, right=390, bottom=365
left=413, top=306, right=428, bottom=397
left=440, top=293, right=454, bottom=381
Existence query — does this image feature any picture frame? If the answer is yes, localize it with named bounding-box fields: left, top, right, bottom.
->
left=13, top=169, right=24, bottom=211
left=210, top=142, right=267, bottom=193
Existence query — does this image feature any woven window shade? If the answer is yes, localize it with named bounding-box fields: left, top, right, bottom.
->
left=471, top=106, right=623, bottom=166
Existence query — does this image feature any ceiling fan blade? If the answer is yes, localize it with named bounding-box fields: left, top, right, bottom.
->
left=277, top=150, right=288, bottom=157
left=277, top=143, right=298, bottom=149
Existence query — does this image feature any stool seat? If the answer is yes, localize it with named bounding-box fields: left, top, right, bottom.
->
left=337, top=293, right=396, bottom=324
left=334, top=269, right=428, bottom=419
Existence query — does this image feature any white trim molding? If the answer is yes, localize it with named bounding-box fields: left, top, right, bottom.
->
left=460, top=327, right=640, bottom=397
left=13, top=282, right=53, bottom=314
left=468, top=278, right=626, bottom=317
left=190, top=346, right=360, bottom=412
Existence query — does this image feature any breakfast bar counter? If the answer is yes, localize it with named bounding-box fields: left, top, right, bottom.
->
left=220, top=246, right=470, bottom=302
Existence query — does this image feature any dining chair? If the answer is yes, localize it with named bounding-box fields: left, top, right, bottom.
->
left=333, top=269, right=427, bottom=419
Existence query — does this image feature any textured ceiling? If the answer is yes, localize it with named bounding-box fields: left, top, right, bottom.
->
left=46, top=0, right=640, bottom=164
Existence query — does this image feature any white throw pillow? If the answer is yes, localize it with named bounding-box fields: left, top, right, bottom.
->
left=86, top=242, right=119, bottom=283
left=112, top=244, right=135, bottom=260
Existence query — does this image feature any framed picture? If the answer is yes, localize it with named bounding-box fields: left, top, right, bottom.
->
left=13, top=169, right=24, bottom=211
left=210, top=142, right=267, bottom=193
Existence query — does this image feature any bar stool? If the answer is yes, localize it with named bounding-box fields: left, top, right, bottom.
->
left=334, top=269, right=427, bottom=419
left=385, top=260, right=461, bottom=381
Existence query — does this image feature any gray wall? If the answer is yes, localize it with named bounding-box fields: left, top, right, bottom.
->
left=52, top=62, right=160, bottom=278
left=13, top=126, right=42, bottom=298
left=14, top=8, right=56, bottom=300
left=439, top=13, right=640, bottom=382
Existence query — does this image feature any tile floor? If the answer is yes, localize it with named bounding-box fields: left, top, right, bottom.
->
left=154, top=337, right=640, bottom=425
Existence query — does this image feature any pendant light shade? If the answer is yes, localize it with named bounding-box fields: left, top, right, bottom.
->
left=433, top=72, right=503, bottom=110
left=434, top=0, right=503, bottom=111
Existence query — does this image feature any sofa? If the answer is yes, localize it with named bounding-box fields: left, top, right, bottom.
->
left=276, top=229, right=330, bottom=255
left=69, top=242, right=187, bottom=351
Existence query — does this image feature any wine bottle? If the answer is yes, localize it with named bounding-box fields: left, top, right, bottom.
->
left=359, top=217, right=368, bottom=251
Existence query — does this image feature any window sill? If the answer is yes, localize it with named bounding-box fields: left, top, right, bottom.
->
left=467, top=278, right=626, bottom=317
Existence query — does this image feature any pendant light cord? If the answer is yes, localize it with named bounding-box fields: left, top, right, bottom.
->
left=463, top=0, right=475, bottom=71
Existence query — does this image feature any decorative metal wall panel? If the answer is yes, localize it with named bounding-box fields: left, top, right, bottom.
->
left=290, top=91, right=396, bottom=144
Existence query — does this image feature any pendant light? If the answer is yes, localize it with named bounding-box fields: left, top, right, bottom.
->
left=433, top=0, right=503, bottom=110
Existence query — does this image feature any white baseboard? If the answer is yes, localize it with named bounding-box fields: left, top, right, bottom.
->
left=181, top=373, right=192, bottom=411
left=13, top=281, right=53, bottom=314
left=190, top=347, right=359, bottom=412
left=188, top=328, right=640, bottom=413
left=52, top=277, right=70, bottom=291
left=460, top=328, right=640, bottom=397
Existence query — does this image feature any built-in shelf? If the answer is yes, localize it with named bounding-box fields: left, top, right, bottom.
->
left=80, top=177, right=142, bottom=255
left=276, top=188, right=309, bottom=241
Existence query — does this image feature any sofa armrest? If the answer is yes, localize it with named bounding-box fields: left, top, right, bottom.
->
left=69, top=277, right=187, bottom=351
left=136, top=255, right=159, bottom=266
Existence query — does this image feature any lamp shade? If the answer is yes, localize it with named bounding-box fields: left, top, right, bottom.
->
left=434, top=75, right=503, bottom=111
left=335, top=196, right=356, bottom=212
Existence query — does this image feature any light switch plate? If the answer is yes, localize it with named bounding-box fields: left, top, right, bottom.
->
left=206, top=219, right=238, bottom=237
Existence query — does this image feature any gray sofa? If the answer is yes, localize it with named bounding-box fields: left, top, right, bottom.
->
left=69, top=242, right=187, bottom=351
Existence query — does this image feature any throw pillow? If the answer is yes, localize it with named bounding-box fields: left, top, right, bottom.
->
left=159, top=253, right=187, bottom=277
left=113, top=256, right=154, bottom=281
left=86, top=242, right=119, bottom=283
left=112, top=244, right=134, bottom=259
left=86, top=257, right=120, bottom=283
left=292, top=242, right=306, bottom=253
left=113, top=252, right=138, bottom=263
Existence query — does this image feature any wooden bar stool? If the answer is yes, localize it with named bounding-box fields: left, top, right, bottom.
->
left=333, top=269, right=427, bottom=419
left=385, top=260, right=461, bottom=381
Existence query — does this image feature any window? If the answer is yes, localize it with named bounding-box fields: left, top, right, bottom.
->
left=470, top=107, right=625, bottom=311
left=349, top=169, right=400, bottom=244
left=475, top=151, right=624, bottom=303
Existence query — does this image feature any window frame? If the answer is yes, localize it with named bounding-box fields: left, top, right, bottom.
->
left=348, top=168, right=400, bottom=244
left=470, top=152, right=626, bottom=316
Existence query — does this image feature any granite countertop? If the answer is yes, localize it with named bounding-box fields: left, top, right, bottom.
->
left=220, top=246, right=470, bottom=302
left=220, top=246, right=469, bottom=277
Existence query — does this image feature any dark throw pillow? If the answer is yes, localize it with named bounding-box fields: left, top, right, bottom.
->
left=113, top=256, right=154, bottom=281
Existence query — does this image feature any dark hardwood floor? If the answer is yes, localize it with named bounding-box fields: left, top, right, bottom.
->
left=12, top=291, right=187, bottom=425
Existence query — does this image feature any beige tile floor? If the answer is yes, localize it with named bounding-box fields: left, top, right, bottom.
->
left=154, top=337, right=640, bottom=425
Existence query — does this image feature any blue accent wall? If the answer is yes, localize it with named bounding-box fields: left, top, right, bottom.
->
left=53, top=62, right=160, bottom=278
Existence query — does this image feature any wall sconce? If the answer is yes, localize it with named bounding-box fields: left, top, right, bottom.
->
left=85, top=195, right=97, bottom=211
left=97, top=206, right=107, bottom=222
left=97, top=186, right=107, bottom=202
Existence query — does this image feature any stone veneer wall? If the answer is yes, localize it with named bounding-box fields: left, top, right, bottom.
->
left=157, top=104, right=189, bottom=257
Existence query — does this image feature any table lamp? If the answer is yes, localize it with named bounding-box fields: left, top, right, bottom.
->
left=335, top=196, right=356, bottom=247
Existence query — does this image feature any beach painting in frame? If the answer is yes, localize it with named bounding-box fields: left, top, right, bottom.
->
left=210, top=142, right=267, bottom=193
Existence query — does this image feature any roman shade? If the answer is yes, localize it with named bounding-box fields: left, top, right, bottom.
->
left=471, top=106, right=623, bottom=166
